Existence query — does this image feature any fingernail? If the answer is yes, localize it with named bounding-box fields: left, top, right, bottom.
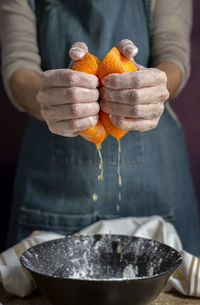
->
left=123, top=45, right=138, bottom=57
left=70, top=47, right=85, bottom=57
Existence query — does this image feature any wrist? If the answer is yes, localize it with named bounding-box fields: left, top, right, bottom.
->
left=10, top=68, right=44, bottom=120
left=155, top=61, right=182, bottom=101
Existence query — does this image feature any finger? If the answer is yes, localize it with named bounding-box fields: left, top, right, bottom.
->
left=110, top=115, right=159, bottom=132
left=69, top=42, right=88, bottom=61
left=136, top=63, right=146, bottom=71
left=118, top=39, right=138, bottom=59
left=41, top=102, right=100, bottom=121
left=68, top=60, right=76, bottom=69
left=40, top=69, right=99, bottom=90
left=102, top=69, right=167, bottom=89
left=100, top=100, right=164, bottom=119
left=48, top=115, right=98, bottom=136
left=37, top=87, right=99, bottom=106
left=64, top=132, right=78, bottom=137
left=99, top=85, right=168, bottom=105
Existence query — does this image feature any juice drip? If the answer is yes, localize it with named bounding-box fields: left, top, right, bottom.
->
left=96, top=144, right=104, bottom=181
left=116, top=204, right=120, bottom=212
left=93, top=193, right=98, bottom=201
left=117, top=138, right=122, bottom=204
left=117, top=138, right=122, bottom=187
left=117, top=244, right=123, bottom=260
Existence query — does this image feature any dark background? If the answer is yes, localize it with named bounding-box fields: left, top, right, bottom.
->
left=0, top=1, right=200, bottom=252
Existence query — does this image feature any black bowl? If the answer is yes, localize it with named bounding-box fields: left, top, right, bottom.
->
left=20, top=235, right=182, bottom=305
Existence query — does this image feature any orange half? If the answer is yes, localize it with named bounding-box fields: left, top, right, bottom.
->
left=98, top=47, right=137, bottom=139
left=72, top=52, right=107, bottom=145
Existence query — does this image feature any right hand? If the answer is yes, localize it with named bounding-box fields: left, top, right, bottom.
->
left=36, top=42, right=99, bottom=137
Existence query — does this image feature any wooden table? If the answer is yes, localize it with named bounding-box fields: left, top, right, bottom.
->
left=0, top=285, right=199, bottom=305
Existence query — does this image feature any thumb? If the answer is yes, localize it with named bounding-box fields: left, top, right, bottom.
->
left=118, top=39, right=138, bottom=59
left=68, top=42, right=88, bottom=68
left=118, top=39, right=146, bottom=70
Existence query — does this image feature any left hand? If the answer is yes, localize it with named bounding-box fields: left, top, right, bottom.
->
left=99, top=39, right=169, bottom=132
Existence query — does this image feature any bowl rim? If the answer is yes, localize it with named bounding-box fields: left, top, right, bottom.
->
left=20, top=234, right=182, bottom=282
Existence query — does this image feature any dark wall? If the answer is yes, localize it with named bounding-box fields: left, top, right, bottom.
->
left=0, top=0, right=200, bottom=252
left=171, top=0, right=200, bottom=204
left=0, top=73, right=27, bottom=251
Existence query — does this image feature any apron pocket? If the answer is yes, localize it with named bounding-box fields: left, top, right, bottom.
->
left=52, top=131, right=143, bottom=165
left=17, top=206, right=96, bottom=239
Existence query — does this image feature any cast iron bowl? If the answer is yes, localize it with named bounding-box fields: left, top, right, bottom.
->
left=20, top=234, right=182, bottom=305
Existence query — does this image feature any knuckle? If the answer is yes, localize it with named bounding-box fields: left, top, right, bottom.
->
left=135, top=121, right=143, bottom=131
left=101, top=101, right=109, bottom=112
left=108, top=102, right=114, bottom=113
left=165, top=89, right=170, bottom=100
left=95, top=102, right=100, bottom=114
left=111, top=76, right=120, bottom=88
left=63, top=87, right=69, bottom=96
left=141, top=121, right=158, bottom=132
left=160, top=71, right=167, bottom=83
left=159, top=104, right=164, bottom=115
left=160, top=88, right=169, bottom=101
left=70, top=103, right=80, bottom=117
left=70, top=71, right=78, bottom=85
left=89, top=116, right=97, bottom=127
left=152, top=69, right=166, bottom=84
left=153, top=105, right=164, bottom=118
left=133, top=89, right=140, bottom=103
left=133, top=104, right=140, bottom=117
left=40, top=108, right=48, bottom=119
left=69, top=119, right=78, bottom=130
left=133, top=74, right=142, bottom=88
left=40, top=71, right=50, bottom=84
left=151, top=120, right=158, bottom=130
left=36, top=92, right=46, bottom=105
left=70, top=87, right=79, bottom=101
left=66, top=70, right=77, bottom=85
left=116, top=117, right=125, bottom=129
left=48, top=123, right=57, bottom=135
left=130, top=89, right=137, bottom=103
left=91, top=102, right=99, bottom=115
left=40, top=105, right=52, bottom=120
left=94, top=88, right=100, bottom=100
left=153, top=121, right=158, bottom=129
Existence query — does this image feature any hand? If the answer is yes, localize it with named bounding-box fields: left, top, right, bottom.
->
left=99, top=39, right=169, bottom=132
left=36, top=42, right=99, bottom=137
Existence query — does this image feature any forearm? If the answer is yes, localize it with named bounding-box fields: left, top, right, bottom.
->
left=10, top=68, right=43, bottom=120
left=151, top=0, right=192, bottom=97
left=156, top=61, right=182, bottom=101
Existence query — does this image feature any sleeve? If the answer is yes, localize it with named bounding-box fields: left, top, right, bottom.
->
left=0, top=0, right=42, bottom=111
left=151, top=0, right=193, bottom=94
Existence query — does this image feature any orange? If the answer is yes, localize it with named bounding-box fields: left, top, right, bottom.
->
left=71, top=47, right=137, bottom=143
left=98, top=47, right=137, bottom=81
left=72, top=53, right=100, bottom=75
left=100, top=111, right=128, bottom=139
left=98, top=47, right=137, bottom=139
left=79, top=118, right=108, bottom=146
left=72, top=53, right=108, bottom=145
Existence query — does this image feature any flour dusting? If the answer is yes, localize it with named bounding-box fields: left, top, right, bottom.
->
left=21, top=235, right=182, bottom=282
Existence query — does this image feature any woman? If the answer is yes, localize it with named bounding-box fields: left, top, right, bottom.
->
left=1, top=0, right=200, bottom=255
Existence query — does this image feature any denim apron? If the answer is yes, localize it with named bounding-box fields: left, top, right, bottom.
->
left=7, top=0, right=200, bottom=255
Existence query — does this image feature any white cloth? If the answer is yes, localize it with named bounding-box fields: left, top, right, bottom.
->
left=0, top=216, right=200, bottom=298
